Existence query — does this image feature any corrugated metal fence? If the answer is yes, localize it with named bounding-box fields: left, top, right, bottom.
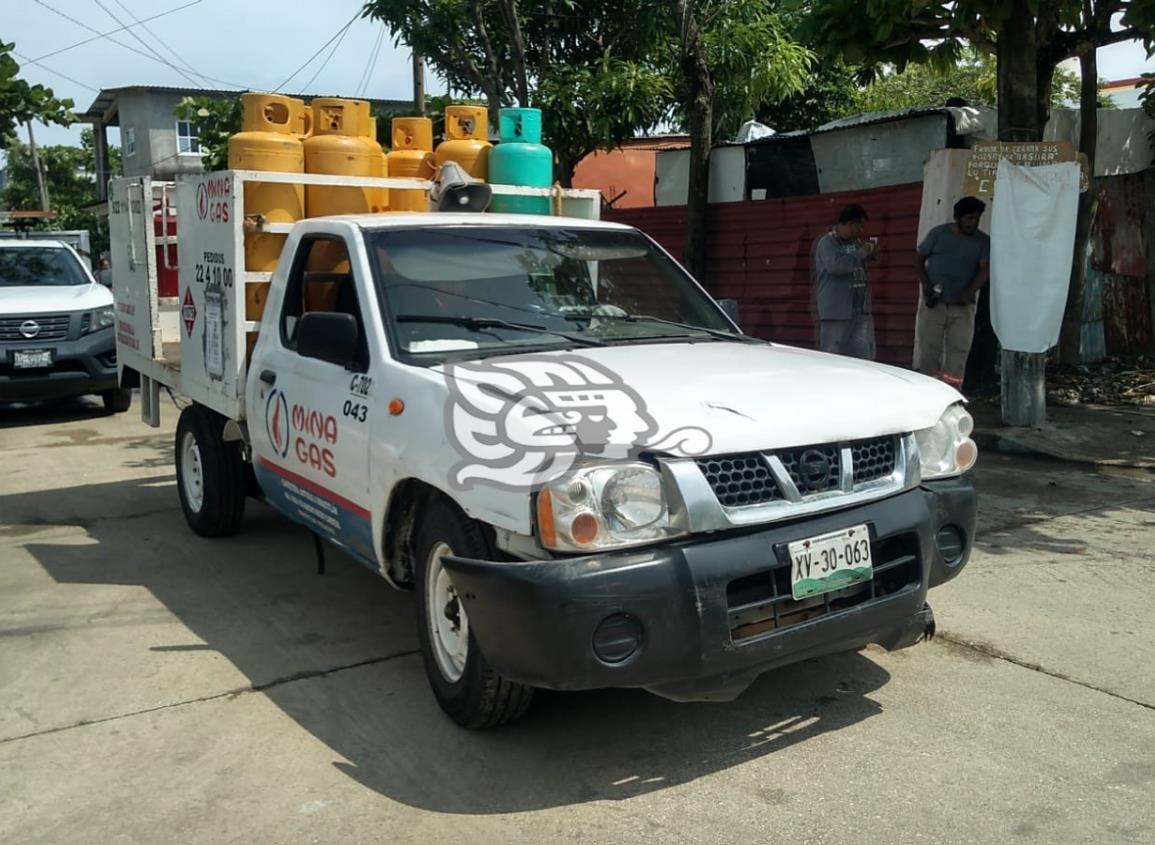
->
left=605, top=182, right=924, bottom=366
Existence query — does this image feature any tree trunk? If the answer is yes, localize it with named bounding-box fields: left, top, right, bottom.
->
left=670, top=0, right=713, bottom=284
left=684, top=81, right=713, bottom=283
left=501, top=0, right=530, bottom=107
left=555, top=156, right=579, bottom=189
left=1059, top=46, right=1099, bottom=365
left=998, top=0, right=1047, bottom=427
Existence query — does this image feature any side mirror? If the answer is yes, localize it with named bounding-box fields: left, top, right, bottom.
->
left=297, top=312, right=359, bottom=368
left=717, top=298, right=740, bottom=329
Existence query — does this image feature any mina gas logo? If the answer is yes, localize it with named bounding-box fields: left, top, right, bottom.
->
left=265, top=389, right=290, bottom=459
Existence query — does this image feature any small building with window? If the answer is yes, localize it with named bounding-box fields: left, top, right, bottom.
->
left=79, top=85, right=410, bottom=207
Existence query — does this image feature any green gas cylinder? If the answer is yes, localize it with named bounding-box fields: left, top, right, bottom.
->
left=489, top=108, right=552, bottom=215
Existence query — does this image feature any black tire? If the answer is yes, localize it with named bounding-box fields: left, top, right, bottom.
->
left=175, top=404, right=246, bottom=537
left=414, top=496, right=534, bottom=729
left=101, top=387, right=132, bottom=413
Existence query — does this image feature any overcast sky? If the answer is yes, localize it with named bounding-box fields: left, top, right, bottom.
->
left=8, top=0, right=434, bottom=148
left=7, top=0, right=1155, bottom=152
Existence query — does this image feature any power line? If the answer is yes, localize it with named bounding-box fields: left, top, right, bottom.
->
left=91, top=0, right=203, bottom=88
left=301, top=16, right=356, bottom=94
left=356, top=24, right=386, bottom=98
left=13, top=49, right=101, bottom=93
left=275, top=10, right=361, bottom=93
left=31, top=0, right=247, bottom=89
left=110, top=0, right=206, bottom=84
left=29, top=0, right=203, bottom=63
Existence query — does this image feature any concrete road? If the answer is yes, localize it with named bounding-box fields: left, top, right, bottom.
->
left=2, top=399, right=1153, bottom=844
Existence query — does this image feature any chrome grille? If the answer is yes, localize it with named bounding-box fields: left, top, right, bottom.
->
left=0, top=313, right=71, bottom=342
left=697, top=435, right=900, bottom=509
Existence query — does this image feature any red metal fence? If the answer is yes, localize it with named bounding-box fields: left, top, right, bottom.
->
left=605, top=182, right=926, bottom=366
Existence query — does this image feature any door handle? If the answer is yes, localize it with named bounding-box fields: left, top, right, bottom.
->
left=259, top=369, right=276, bottom=385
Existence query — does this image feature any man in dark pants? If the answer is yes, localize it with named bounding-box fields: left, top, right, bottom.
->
left=812, top=204, right=879, bottom=359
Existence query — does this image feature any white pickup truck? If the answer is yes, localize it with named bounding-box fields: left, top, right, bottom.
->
left=111, top=170, right=977, bottom=728
left=0, top=238, right=131, bottom=411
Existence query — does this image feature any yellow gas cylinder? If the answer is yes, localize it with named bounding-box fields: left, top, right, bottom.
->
left=227, top=92, right=306, bottom=322
left=302, top=99, right=376, bottom=286
left=304, top=98, right=377, bottom=218
left=366, top=115, right=389, bottom=212
left=435, top=105, right=490, bottom=180
left=388, top=117, right=434, bottom=211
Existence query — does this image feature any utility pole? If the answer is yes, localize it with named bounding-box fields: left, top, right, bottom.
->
left=413, top=51, right=426, bottom=116
left=25, top=121, right=50, bottom=212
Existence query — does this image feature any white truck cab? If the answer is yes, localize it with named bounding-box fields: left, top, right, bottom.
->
left=112, top=171, right=977, bottom=728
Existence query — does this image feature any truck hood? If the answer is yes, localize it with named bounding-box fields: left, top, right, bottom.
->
left=0, top=284, right=112, bottom=316
left=438, top=341, right=962, bottom=457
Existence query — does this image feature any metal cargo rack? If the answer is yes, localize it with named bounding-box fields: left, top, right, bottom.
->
left=108, top=171, right=602, bottom=427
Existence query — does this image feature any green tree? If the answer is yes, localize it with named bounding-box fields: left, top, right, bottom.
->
left=1, top=129, right=120, bottom=257
left=669, top=0, right=811, bottom=279
left=0, top=40, right=74, bottom=148
left=756, top=62, right=864, bottom=133
left=801, top=0, right=1155, bottom=422
left=361, top=1, right=674, bottom=185
left=854, top=50, right=1112, bottom=114
left=174, top=95, right=242, bottom=171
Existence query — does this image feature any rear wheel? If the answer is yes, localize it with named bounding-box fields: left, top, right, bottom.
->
left=414, top=497, right=534, bottom=728
left=101, top=387, right=132, bottom=413
left=175, top=404, right=246, bottom=537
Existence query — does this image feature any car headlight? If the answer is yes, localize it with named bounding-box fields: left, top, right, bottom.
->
left=84, top=306, right=115, bottom=334
left=915, top=404, right=978, bottom=479
left=536, top=463, right=685, bottom=552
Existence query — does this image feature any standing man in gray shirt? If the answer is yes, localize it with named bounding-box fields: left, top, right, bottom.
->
left=812, top=204, right=879, bottom=359
left=913, top=196, right=990, bottom=385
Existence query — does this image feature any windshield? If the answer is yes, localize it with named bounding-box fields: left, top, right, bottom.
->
left=0, top=247, right=90, bottom=288
left=366, top=226, right=740, bottom=361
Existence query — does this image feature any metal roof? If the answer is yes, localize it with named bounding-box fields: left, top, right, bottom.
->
left=731, top=107, right=980, bottom=149
left=79, top=85, right=413, bottom=123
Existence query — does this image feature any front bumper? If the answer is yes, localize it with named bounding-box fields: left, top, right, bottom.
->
left=0, top=328, right=119, bottom=402
left=443, top=477, right=975, bottom=702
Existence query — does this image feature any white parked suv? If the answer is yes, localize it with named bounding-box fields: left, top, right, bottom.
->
left=0, top=239, right=131, bottom=411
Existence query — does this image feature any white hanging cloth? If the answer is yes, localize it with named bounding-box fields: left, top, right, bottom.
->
left=990, top=158, right=1081, bottom=353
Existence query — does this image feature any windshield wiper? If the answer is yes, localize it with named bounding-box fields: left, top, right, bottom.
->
left=395, top=314, right=607, bottom=347
left=586, top=313, right=761, bottom=343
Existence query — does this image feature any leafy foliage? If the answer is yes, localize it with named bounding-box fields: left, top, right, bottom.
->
left=0, top=40, right=74, bottom=148
left=668, top=0, right=813, bottom=141
left=1, top=129, right=119, bottom=257
left=756, top=62, right=864, bottom=133
left=174, top=95, right=242, bottom=171
left=536, top=58, right=672, bottom=182
left=854, top=50, right=1107, bottom=114
left=361, top=1, right=674, bottom=182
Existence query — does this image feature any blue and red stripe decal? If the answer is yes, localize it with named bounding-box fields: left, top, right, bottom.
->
left=255, top=457, right=376, bottom=567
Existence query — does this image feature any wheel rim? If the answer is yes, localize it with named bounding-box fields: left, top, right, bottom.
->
left=180, top=430, right=205, bottom=513
left=425, top=541, right=469, bottom=683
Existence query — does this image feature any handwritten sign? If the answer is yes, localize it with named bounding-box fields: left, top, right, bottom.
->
left=963, top=141, right=1090, bottom=197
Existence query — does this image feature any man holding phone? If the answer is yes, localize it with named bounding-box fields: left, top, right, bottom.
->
left=812, top=203, right=879, bottom=360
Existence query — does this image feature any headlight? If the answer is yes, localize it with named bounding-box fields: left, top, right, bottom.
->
left=84, top=306, right=115, bottom=334
left=536, top=463, right=685, bottom=552
left=915, top=404, right=978, bottom=479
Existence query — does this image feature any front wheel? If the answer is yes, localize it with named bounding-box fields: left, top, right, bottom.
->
left=414, top=497, right=534, bottom=729
left=101, top=387, right=132, bottom=413
left=175, top=404, right=246, bottom=537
